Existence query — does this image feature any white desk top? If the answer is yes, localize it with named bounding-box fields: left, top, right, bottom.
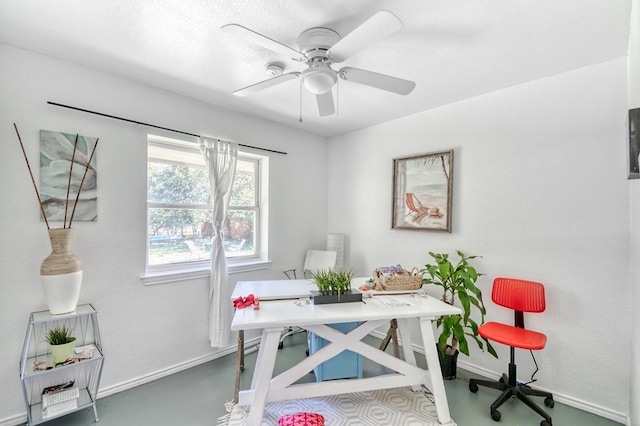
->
left=231, top=277, right=423, bottom=301
left=231, top=294, right=461, bottom=331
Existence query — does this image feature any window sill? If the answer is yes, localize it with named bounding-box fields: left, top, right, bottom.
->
left=141, top=259, right=272, bottom=286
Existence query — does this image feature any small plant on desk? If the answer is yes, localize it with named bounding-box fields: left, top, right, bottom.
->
left=311, top=269, right=354, bottom=297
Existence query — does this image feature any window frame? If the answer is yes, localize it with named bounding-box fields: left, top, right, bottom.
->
left=142, top=135, right=270, bottom=285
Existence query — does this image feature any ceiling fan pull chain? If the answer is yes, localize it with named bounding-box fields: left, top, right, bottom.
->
left=298, top=79, right=303, bottom=123
left=336, top=80, right=339, bottom=116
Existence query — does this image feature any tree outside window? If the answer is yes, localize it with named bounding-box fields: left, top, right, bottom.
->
left=146, top=137, right=260, bottom=267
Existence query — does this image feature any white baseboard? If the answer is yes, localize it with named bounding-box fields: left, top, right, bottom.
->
left=99, top=336, right=261, bottom=398
left=456, top=357, right=628, bottom=424
left=369, top=330, right=629, bottom=425
left=0, top=414, right=24, bottom=426
left=0, top=337, right=262, bottom=426
left=2, top=333, right=628, bottom=426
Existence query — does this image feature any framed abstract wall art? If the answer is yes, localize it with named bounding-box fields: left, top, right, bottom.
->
left=40, top=130, right=99, bottom=221
left=392, top=150, right=453, bottom=232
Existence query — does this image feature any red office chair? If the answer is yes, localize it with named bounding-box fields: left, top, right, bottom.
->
left=469, top=277, right=554, bottom=426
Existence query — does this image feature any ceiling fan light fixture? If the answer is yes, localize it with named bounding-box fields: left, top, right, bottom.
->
left=264, top=62, right=284, bottom=77
left=301, top=66, right=337, bottom=94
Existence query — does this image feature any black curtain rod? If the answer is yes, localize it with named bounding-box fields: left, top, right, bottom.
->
left=47, top=101, right=287, bottom=155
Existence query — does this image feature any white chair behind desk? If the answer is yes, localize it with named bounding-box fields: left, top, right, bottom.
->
left=283, top=249, right=338, bottom=279
left=280, top=250, right=338, bottom=349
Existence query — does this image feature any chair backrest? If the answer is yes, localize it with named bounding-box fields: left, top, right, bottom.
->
left=492, top=277, right=546, bottom=313
left=303, top=250, right=337, bottom=276
left=405, top=193, right=426, bottom=213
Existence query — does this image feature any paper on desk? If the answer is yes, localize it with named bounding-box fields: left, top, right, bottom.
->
left=369, top=297, right=416, bottom=308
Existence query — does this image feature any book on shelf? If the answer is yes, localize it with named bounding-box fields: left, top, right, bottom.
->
left=41, top=381, right=79, bottom=419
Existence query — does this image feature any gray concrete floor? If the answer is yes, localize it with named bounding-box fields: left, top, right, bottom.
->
left=37, top=333, right=622, bottom=426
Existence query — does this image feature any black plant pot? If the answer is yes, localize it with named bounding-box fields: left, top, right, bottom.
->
left=437, top=345, right=459, bottom=380
left=310, top=290, right=363, bottom=305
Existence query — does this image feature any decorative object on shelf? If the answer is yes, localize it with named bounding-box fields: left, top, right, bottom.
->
left=392, top=150, right=453, bottom=232
left=13, top=124, right=99, bottom=315
left=46, top=326, right=76, bottom=365
left=20, top=304, right=104, bottom=425
left=310, top=269, right=362, bottom=304
left=40, top=228, right=83, bottom=314
left=421, top=250, right=498, bottom=379
left=372, top=265, right=422, bottom=291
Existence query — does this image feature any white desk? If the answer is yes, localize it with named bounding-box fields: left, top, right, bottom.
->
left=231, top=279, right=317, bottom=400
left=231, top=283, right=460, bottom=426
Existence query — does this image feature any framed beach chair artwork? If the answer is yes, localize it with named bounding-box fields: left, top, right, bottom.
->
left=392, top=150, right=453, bottom=232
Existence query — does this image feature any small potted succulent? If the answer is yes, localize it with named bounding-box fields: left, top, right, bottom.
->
left=421, top=250, right=498, bottom=379
left=310, top=269, right=361, bottom=304
left=46, top=326, right=76, bottom=365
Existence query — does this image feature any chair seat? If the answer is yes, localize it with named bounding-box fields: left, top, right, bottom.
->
left=479, top=321, right=547, bottom=350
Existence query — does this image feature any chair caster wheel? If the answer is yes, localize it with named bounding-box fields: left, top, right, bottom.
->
left=469, top=382, right=479, bottom=393
left=491, top=409, right=501, bottom=421
left=278, top=341, right=284, bottom=350
left=541, top=421, right=552, bottom=426
left=544, top=396, right=555, bottom=408
left=305, top=349, right=309, bottom=356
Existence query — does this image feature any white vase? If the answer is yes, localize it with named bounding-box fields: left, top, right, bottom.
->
left=40, top=228, right=83, bottom=315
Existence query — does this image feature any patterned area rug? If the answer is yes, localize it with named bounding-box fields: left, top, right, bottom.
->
left=217, top=386, right=450, bottom=426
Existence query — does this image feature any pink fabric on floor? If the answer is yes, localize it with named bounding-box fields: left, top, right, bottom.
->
left=278, top=412, right=325, bottom=426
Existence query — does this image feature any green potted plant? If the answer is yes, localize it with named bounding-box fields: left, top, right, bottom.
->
left=421, top=250, right=498, bottom=379
left=46, top=326, right=76, bottom=365
left=310, top=269, right=361, bottom=304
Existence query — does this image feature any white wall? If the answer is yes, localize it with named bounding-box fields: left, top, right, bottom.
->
left=328, top=59, right=630, bottom=422
left=1, top=36, right=634, bottom=425
left=0, top=44, right=329, bottom=424
left=628, top=0, right=640, bottom=424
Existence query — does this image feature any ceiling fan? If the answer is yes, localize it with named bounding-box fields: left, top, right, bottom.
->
left=222, top=10, right=416, bottom=117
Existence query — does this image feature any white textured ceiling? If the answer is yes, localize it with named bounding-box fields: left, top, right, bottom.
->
left=0, top=1, right=632, bottom=137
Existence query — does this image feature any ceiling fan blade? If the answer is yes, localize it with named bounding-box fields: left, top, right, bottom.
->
left=234, top=72, right=300, bottom=96
left=327, top=11, right=403, bottom=63
left=222, top=24, right=305, bottom=61
left=316, top=91, right=335, bottom=116
left=339, top=67, right=415, bottom=95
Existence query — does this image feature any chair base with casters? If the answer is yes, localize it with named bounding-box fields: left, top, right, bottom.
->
left=469, top=346, right=554, bottom=426
left=278, top=326, right=306, bottom=349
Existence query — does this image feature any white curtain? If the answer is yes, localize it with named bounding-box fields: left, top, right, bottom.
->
left=199, top=137, right=238, bottom=348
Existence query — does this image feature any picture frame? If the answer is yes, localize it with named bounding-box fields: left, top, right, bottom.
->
left=40, top=130, right=99, bottom=221
left=629, top=108, right=640, bottom=179
left=392, top=150, right=453, bottom=232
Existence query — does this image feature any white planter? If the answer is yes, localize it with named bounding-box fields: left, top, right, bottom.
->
left=50, top=339, right=76, bottom=365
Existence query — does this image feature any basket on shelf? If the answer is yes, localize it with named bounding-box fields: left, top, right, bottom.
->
left=372, top=267, right=423, bottom=291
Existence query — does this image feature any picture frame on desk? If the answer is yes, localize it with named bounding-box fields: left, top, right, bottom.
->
left=392, top=150, right=453, bottom=232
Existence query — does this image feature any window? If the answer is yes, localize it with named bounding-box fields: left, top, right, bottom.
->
left=146, top=135, right=267, bottom=274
